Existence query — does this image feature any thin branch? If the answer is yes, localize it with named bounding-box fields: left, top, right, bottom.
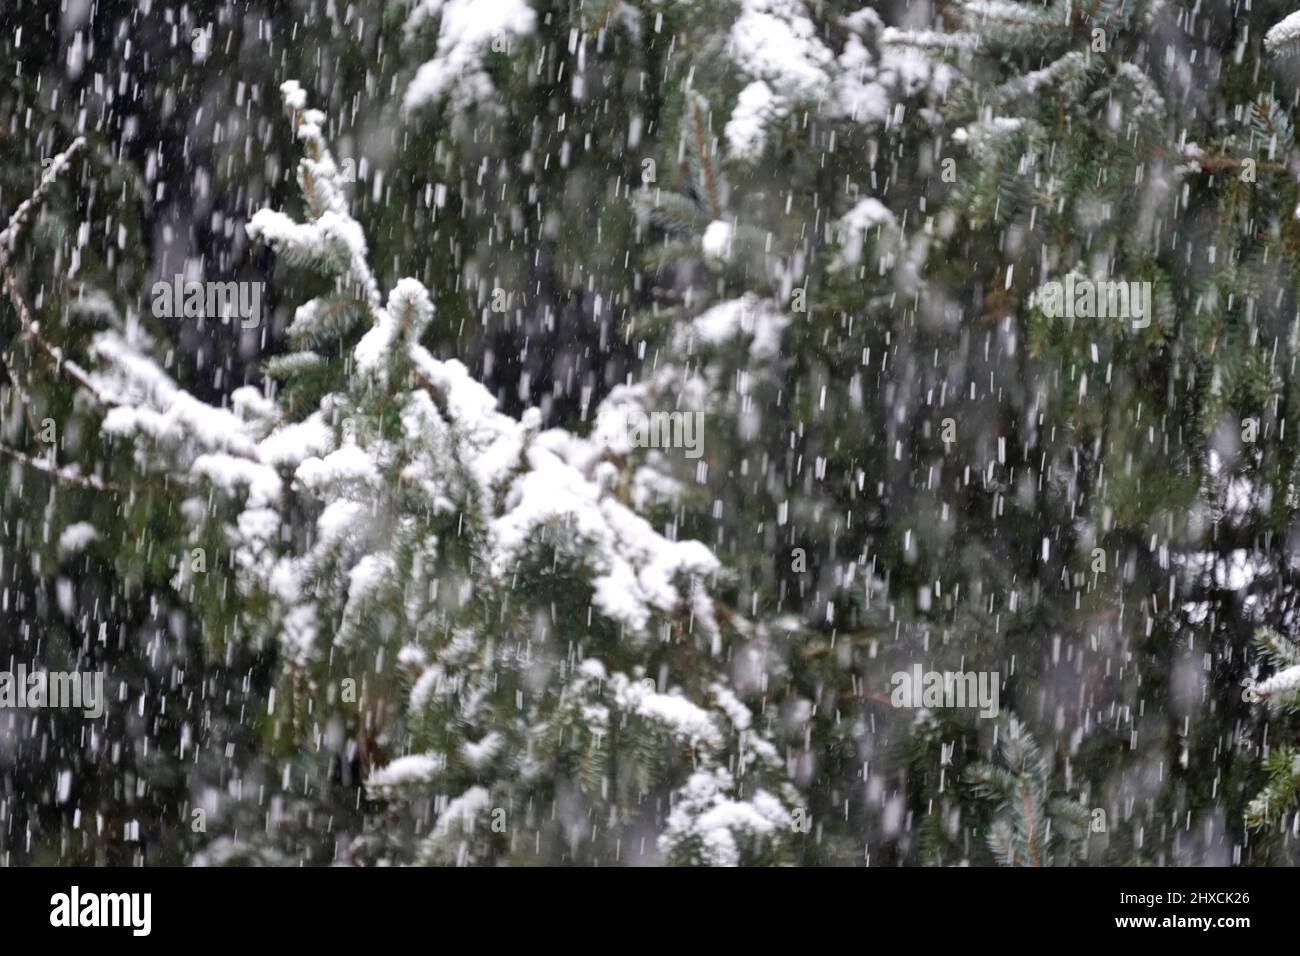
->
left=2, top=366, right=42, bottom=435
left=0, top=136, right=114, bottom=409
left=1160, top=143, right=1286, bottom=174
left=2, top=263, right=114, bottom=405
left=1021, top=784, right=1041, bottom=867
left=0, top=137, right=86, bottom=264
left=583, top=0, right=621, bottom=37
left=0, top=440, right=131, bottom=493
left=690, top=102, right=722, bottom=219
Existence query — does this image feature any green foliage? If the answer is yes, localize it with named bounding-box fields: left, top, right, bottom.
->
left=1246, top=746, right=1300, bottom=830
left=964, top=723, right=1090, bottom=866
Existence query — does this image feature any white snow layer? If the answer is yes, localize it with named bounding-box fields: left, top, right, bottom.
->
left=1266, top=10, right=1300, bottom=51
left=724, top=1, right=944, bottom=160
left=58, top=522, right=99, bottom=554
left=402, top=0, right=537, bottom=116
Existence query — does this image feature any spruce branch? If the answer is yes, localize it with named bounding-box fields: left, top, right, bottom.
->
left=1073, top=0, right=1132, bottom=32
left=241, top=81, right=800, bottom=866
left=1248, top=627, right=1300, bottom=711
left=1246, top=746, right=1300, bottom=829
left=1247, top=94, right=1296, bottom=159
left=965, top=722, right=1088, bottom=866
left=1265, top=11, right=1300, bottom=58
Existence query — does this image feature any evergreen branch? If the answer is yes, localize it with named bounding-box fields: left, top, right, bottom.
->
left=1258, top=626, right=1300, bottom=668
left=1246, top=746, right=1300, bottom=829
left=955, top=0, right=1070, bottom=44
left=1074, top=0, right=1131, bottom=31
left=1265, top=12, right=1300, bottom=57
left=1247, top=95, right=1295, bottom=159
left=964, top=723, right=1086, bottom=866
left=1192, top=154, right=1286, bottom=174
left=988, top=821, right=1018, bottom=865
left=959, top=0, right=1066, bottom=30
left=637, top=192, right=710, bottom=234
left=1244, top=627, right=1300, bottom=715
